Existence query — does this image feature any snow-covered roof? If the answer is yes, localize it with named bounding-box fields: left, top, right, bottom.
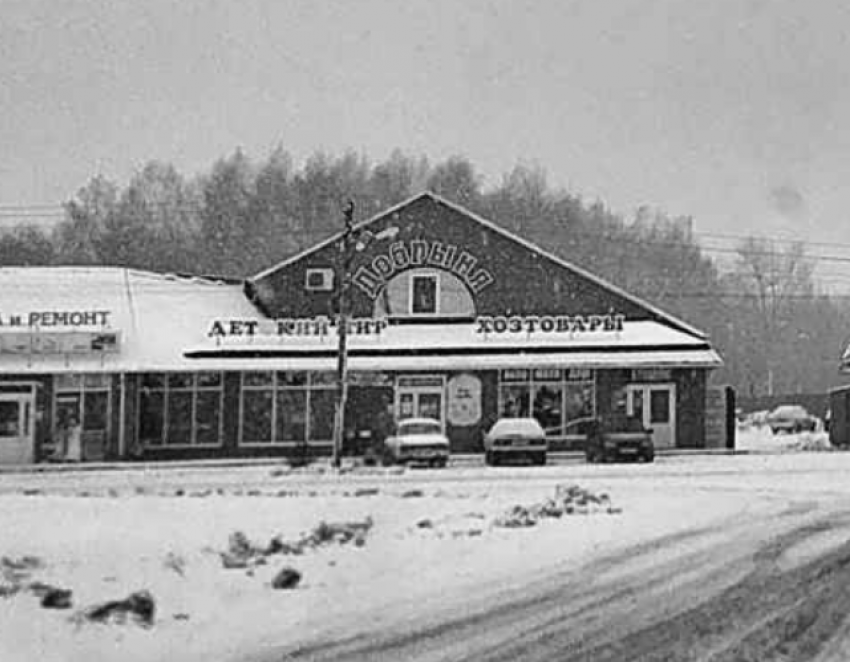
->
left=0, top=267, right=258, bottom=373
left=184, top=319, right=722, bottom=371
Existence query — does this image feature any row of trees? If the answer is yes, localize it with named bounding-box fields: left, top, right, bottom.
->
left=2, top=149, right=848, bottom=396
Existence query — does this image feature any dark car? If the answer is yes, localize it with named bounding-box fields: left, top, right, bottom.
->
left=484, top=418, right=547, bottom=466
left=766, top=405, right=818, bottom=435
left=584, top=414, right=655, bottom=463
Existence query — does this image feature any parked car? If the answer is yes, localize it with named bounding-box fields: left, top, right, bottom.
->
left=584, top=414, right=655, bottom=463
left=383, top=418, right=450, bottom=467
left=766, top=405, right=818, bottom=434
left=484, top=417, right=547, bottom=466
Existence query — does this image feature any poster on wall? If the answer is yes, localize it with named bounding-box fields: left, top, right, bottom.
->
left=447, top=374, right=482, bottom=427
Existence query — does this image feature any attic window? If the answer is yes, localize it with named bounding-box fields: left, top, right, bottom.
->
left=410, top=274, right=438, bottom=314
left=305, top=268, right=334, bottom=292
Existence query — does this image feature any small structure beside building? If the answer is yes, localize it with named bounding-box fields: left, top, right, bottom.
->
left=0, top=193, right=723, bottom=464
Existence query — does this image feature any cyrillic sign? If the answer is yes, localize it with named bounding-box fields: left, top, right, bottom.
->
left=0, top=331, right=120, bottom=355
left=207, top=316, right=387, bottom=339
left=476, top=314, right=625, bottom=334
left=0, top=310, right=111, bottom=328
left=351, top=240, right=494, bottom=299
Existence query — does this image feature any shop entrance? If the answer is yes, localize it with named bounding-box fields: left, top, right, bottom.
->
left=626, top=383, right=676, bottom=448
left=0, top=388, right=35, bottom=464
left=396, top=375, right=445, bottom=427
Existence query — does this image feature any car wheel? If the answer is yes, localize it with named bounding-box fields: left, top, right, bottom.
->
left=537, top=452, right=547, bottom=466
left=432, top=457, right=447, bottom=469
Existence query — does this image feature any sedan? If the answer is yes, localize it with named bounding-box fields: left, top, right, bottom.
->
left=766, top=405, right=818, bottom=435
left=383, top=418, right=450, bottom=468
left=484, top=417, right=547, bottom=466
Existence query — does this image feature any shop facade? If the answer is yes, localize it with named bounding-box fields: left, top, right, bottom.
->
left=0, top=193, right=722, bottom=464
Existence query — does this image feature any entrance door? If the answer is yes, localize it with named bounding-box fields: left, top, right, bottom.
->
left=626, top=383, right=676, bottom=448
left=396, top=375, right=445, bottom=427
left=0, top=393, right=34, bottom=464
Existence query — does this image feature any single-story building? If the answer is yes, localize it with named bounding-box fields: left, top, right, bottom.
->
left=0, top=192, right=723, bottom=464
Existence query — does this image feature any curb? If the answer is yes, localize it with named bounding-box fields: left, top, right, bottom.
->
left=0, top=448, right=750, bottom=475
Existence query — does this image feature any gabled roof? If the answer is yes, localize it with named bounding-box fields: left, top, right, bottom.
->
left=250, top=191, right=707, bottom=340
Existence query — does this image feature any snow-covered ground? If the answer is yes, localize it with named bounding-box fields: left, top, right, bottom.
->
left=735, top=423, right=831, bottom=453
left=0, top=433, right=843, bottom=662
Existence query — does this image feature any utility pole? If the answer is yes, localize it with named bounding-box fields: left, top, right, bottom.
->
left=332, top=200, right=355, bottom=469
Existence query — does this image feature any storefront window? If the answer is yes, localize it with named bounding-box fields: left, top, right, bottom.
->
left=499, top=369, right=595, bottom=437
left=83, top=391, right=109, bottom=432
left=276, top=390, right=306, bottom=442
left=240, top=372, right=336, bottom=445
left=533, top=384, right=563, bottom=434
left=139, top=372, right=223, bottom=447
left=167, top=391, right=193, bottom=445
left=196, top=391, right=223, bottom=445
left=139, top=391, right=164, bottom=446
left=55, top=373, right=111, bottom=439
left=309, top=389, right=335, bottom=441
left=500, top=384, right=530, bottom=417
left=242, top=390, right=273, bottom=443
left=565, top=383, right=594, bottom=423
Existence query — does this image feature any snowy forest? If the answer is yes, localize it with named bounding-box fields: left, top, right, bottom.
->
left=0, top=149, right=847, bottom=398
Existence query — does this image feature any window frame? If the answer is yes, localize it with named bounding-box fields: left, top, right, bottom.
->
left=54, top=372, right=112, bottom=435
left=238, top=371, right=336, bottom=447
left=137, top=372, right=224, bottom=449
left=409, top=271, right=440, bottom=316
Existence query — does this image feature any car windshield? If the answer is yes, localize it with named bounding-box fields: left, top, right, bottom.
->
left=398, top=421, right=441, bottom=436
left=490, top=418, right=544, bottom=437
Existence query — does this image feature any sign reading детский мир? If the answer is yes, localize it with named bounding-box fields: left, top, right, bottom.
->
left=207, top=313, right=626, bottom=339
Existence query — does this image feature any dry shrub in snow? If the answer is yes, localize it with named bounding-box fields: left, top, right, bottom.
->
left=494, top=484, right=620, bottom=528
left=271, top=567, right=302, bottom=590
left=163, top=552, right=187, bottom=577
left=38, top=586, right=73, bottom=609
left=1, top=555, right=43, bottom=596
left=794, top=432, right=832, bottom=452
left=81, top=590, right=156, bottom=627
left=221, top=517, right=374, bottom=569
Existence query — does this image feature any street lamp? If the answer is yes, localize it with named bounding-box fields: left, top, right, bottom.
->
left=332, top=201, right=356, bottom=470
left=331, top=201, right=399, bottom=469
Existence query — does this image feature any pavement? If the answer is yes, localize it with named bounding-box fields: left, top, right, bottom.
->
left=0, top=447, right=743, bottom=475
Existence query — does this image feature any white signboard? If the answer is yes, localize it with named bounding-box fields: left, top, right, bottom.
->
left=447, top=373, right=482, bottom=427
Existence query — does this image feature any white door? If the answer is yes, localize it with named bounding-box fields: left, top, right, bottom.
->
left=396, top=376, right=445, bottom=427
left=626, top=384, right=676, bottom=448
left=0, top=394, right=34, bottom=464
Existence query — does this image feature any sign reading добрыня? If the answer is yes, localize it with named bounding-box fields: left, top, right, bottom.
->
left=351, top=240, right=495, bottom=299
left=0, top=310, right=111, bottom=327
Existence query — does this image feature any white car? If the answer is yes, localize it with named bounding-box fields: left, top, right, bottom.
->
left=384, top=418, right=450, bottom=467
left=484, top=417, right=548, bottom=466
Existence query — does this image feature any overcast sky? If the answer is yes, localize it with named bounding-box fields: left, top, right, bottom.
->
left=3, top=0, right=850, bottom=254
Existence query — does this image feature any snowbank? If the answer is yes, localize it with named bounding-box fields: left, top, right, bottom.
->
left=736, top=425, right=831, bottom=453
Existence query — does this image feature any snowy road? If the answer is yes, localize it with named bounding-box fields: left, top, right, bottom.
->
left=239, top=454, right=850, bottom=662
left=259, top=500, right=850, bottom=662
left=5, top=449, right=850, bottom=662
